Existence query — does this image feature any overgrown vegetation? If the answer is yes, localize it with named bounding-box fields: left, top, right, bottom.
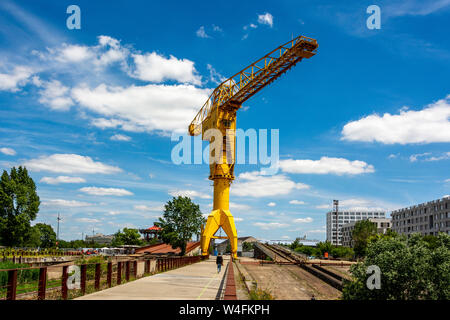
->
left=342, top=232, right=450, bottom=300
left=249, top=287, right=275, bottom=300
left=288, top=239, right=354, bottom=260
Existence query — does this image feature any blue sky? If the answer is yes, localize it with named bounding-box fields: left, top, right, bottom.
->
left=0, top=0, right=449, bottom=241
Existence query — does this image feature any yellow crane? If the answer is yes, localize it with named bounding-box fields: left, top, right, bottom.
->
left=189, top=35, right=318, bottom=259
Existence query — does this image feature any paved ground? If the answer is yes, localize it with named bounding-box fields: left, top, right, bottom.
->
left=77, top=256, right=229, bottom=300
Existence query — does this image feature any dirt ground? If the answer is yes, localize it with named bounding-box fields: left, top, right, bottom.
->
left=240, top=262, right=341, bottom=300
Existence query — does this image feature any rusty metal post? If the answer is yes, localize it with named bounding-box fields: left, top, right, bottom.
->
left=95, top=263, right=101, bottom=290
left=117, top=262, right=122, bottom=285
left=38, top=267, right=47, bottom=300
left=6, top=269, right=18, bottom=300
left=125, top=261, right=130, bottom=281
left=80, top=264, right=87, bottom=295
left=62, top=266, right=68, bottom=300
left=107, top=262, right=112, bottom=288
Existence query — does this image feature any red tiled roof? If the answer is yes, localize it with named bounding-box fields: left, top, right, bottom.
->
left=135, top=241, right=200, bottom=255
left=146, top=225, right=161, bottom=231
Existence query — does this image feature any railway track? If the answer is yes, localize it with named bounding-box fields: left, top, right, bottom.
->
left=254, top=242, right=345, bottom=291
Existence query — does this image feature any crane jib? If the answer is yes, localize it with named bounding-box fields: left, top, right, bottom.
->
left=188, top=35, right=318, bottom=136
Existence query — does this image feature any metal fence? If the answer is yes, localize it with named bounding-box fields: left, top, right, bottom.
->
left=0, top=255, right=204, bottom=300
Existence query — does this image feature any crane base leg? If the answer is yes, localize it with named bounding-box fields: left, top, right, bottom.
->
left=201, top=209, right=238, bottom=259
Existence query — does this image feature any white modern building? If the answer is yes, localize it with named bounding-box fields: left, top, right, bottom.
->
left=341, top=218, right=391, bottom=247
left=326, top=211, right=386, bottom=246
left=391, top=196, right=450, bottom=236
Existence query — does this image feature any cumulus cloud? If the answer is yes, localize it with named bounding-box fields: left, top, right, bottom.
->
left=232, top=171, right=310, bottom=197
left=79, top=186, right=133, bottom=196
left=229, top=202, right=251, bottom=210
left=196, top=26, right=210, bottom=38
left=76, top=217, right=100, bottom=223
left=169, top=189, right=212, bottom=199
left=110, top=134, right=131, bottom=141
left=42, top=199, right=92, bottom=207
left=24, top=154, right=122, bottom=174
left=293, top=217, right=313, bottom=223
left=257, top=13, right=274, bottom=27
left=289, top=200, right=305, bottom=205
left=0, top=147, right=16, bottom=156
left=280, top=157, right=374, bottom=175
left=37, top=79, right=74, bottom=111
left=315, top=198, right=390, bottom=212
left=0, top=66, right=34, bottom=92
left=253, top=222, right=288, bottom=230
left=130, top=52, right=202, bottom=85
left=267, top=202, right=276, bottom=207
left=341, top=95, right=450, bottom=144
left=71, top=83, right=210, bottom=134
left=133, top=204, right=164, bottom=211
left=40, top=176, right=86, bottom=184
left=410, top=151, right=450, bottom=162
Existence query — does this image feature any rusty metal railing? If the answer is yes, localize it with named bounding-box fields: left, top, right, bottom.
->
left=0, top=255, right=204, bottom=300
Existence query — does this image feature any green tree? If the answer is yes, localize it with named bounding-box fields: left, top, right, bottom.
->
left=24, top=225, right=41, bottom=247
left=34, top=223, right=56, bottom=248
left=352, top=219, right=377, bottom=257
left=342, top=233, right=450, bottom=300
left=0, top=167, right=40, bottom=247
left=157, top=196, right=204, bottom=256
left=316, top=241, right=333, bottom=257
left=111, top=228, right=142, bottom=246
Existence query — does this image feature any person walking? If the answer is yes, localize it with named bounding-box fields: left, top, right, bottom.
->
left=216, top=253, right=223, bottom=273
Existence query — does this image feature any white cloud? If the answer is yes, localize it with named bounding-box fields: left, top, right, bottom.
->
left=40, top=176, right=86, bottom=185
left=196, top=26, right=210, bottom=38
left=110, top=134, right=131, bottom=141
left=229, top=202, right=251, bottom=210
left=341, top=95, right=450, bottom=144
left=0, top=66, right=34, bottom=92
left=234, top=217, right=244, bottom=222
left=71, top=83, right=210, bottom=134
left=254, top=222, right=288, bottom=230
left=207, top=64, right=226, bottom=85
left=49, top=36, right=129, bottom=68
left=257, top=13, right=274, bottom=27
left=169, top=189, right=212, bottom=199
left=76, top=217, right=100, bottom=223
left=130, top=52, right=202, bottom=85
left=42, top=199, right=92, bottom=207
left=232, top=171, right=309, bottom=197
left=0, top=147, right=16, bottom=156
left=56, top=44, right=94, bottom=63
left=24, top=154, right=122, bottom=174
left=409, top=152, right=431, bottom=162
left=38, top=80, right=74, bottom=111
left=307, top=229, right=326, bottom=234
left=293, top=217, right=313, bottom=223
left=425, top=152, right=450, bottom=161
left=316, top=198, right=389, bottom=212
left=267, top=202, right=276, bottom=207
left=280, top=157, right=375, bottom=175
left=289, top=200, right=305, bottom=205
left=79, top=187, right=133, bottom=196
left=133, top=204, right=164, bottom=212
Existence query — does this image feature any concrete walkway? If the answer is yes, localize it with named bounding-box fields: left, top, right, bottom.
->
left=76, top=256, right=229, bottom=300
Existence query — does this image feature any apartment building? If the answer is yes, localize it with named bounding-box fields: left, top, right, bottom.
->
left=341, top=218, right=391, bottom=247
left=326, top=211, right=386, bottom=246
left=391, top=196, right=450, bottom=236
